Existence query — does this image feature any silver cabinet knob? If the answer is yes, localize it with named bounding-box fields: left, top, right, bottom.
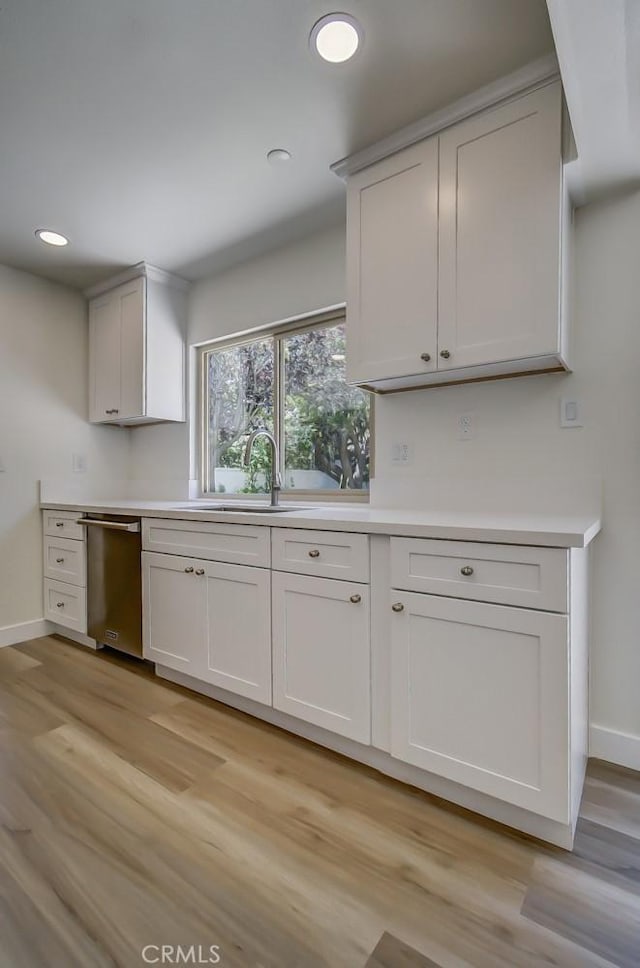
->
left=392, top=602, right=404, bottom=612
left=440, top=349, right=451, bottom=359
left=350, top=594, right=361, bottom=604
left=195, top=568, right=205, bottom=576
left=184, top=566, right=194, bottom=573
left=55, top=557, right=65, bottom=564
left=420, top=352, right=431, bottom=362
left=308, top=549, right=320, bottom=558
left=55, top=521, right=64, bottom=528
left=460, top=565, right=474, bottom=577
left=56, top=602, right=64, bottom=608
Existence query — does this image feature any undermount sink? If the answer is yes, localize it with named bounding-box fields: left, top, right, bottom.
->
left=180, top=504, right=313, bottom=513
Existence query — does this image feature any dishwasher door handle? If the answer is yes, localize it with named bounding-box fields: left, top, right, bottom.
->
left=77, top=519, right=141, bottom=533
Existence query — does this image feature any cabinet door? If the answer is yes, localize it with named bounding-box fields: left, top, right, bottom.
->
left=272, top=572, right=370, bottom=743
left=390, top=592, right=569, bottom=822
left=438, top=82, right=562, bottom=370
left=142, top=552, right=205, bottom=675
left=89, top=290, right=121, bottom=422
left=202, top=562, right=272, bottom=705
left=346, top=138, right=439, bottom=384
left=117, top=277, right=145, bottom=419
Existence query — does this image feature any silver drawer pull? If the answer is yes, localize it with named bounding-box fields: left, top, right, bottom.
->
left=184, top=567, right=194, bottom=573
left=350, top=594, right=361, bottom=604
left=56, top=602, right=65, bottom=608
left=55, top=522, right=64, bottom=528
left=195, top=569, right=205, bottom=576
left=55, top=557, right=65, bottom=564
left=392, top=602, right=404, bottom=613
left=460, top=565, right=474, bottom=577
left=308, top=549, right=320, bottom=558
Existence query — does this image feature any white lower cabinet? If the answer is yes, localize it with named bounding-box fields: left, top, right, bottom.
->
left=142, top=552, right=206, bottom=676
left=389, top=591, right=570, bottom=822
left=272, top=571, right=371, bottom=744
left=202, top=561, right=271, bottom=704
left=142, top=551, right=272, bottom=704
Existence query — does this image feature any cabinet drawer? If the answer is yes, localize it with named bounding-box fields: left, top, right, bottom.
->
left=43, top=535, right=86, bottom=586
left=44, top=579, right=87, bottom=633
left=142, top=518, right=270, bottom=567
left=272, top=529, right=369, bottom=582
left=43, top=510, right=85, bottom=541
left=391, top=538, right=567, bottom=612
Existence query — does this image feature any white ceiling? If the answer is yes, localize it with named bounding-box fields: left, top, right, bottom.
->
left=0, top=0, right=553, bottom=289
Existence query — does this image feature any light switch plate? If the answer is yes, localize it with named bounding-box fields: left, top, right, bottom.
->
left=560, top=398, right=583, bottom=428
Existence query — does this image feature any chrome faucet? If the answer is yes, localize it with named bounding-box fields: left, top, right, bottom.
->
left=243, top=429, right=282, bottom=506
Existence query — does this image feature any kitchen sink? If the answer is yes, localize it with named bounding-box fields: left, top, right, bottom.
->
left=176, top=504, right=313, bottom=513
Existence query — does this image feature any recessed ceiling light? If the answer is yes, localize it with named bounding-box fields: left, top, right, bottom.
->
left=36, top=229, right=69, bottom=247
left=310, top=13, right=362, bottom=63
left=267, top=148, right=292, bottom=165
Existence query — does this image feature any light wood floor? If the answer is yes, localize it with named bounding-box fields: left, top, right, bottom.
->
left=0, top=636, right=638, bottom=968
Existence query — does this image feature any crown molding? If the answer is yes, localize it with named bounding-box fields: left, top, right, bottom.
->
left=83, top=261, right=190, bottom=299
left=330, top=53, right=560, bottom=179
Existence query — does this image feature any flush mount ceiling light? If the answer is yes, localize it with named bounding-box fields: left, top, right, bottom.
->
left=35, top=229, right=69, bottom=247
left=267, top=148, right=292, bottom=165
left=310, top=13, right=362, bottom=63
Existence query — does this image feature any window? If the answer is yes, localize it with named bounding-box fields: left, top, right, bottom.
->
left=201, top=313, right=371, bottom=497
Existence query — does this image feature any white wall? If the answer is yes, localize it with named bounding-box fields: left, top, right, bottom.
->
left=130, top=191, right=640, bottom=760
left=0, top=264, right=130, bottom=637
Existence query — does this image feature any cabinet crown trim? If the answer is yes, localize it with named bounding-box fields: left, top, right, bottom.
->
left=84, top=262, right=190, bottom=299
left=331, top=53, right=560, bottom=179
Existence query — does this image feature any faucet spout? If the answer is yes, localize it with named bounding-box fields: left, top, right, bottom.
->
left=243, top=429, right=281, bottom=506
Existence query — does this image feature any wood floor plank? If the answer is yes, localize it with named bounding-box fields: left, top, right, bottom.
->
left=10, top=667, right=225, bottom=792
left=0, top=638, right=637, bottom=968
left=365, top=931, right=442, bottom=967
left=0, top=646, right=41, bottom=677
left=521, top=854, right=640, bottom=967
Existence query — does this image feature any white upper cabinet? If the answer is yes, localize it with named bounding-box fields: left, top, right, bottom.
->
left=342, top=78, right=570, bottom=392
left=438, top=83, right=563, bottom=371
left=346, top=138, right=439, bottom=385
left=87, top=263, right=187, bottom=425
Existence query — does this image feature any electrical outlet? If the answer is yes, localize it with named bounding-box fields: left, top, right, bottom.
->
left=457, top=412, right=476, bottom=440
left=391, top=442, right=412, bottom=464
left=72, top=453, right=88, bottom=473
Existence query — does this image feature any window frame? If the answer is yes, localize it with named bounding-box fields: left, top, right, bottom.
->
left=198, top=308, right=372, bottom=502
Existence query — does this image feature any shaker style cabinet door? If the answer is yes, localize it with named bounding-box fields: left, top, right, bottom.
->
left=142, top=551, right=206, bottom=676
left=437, top=82, right=563, bottom=370
left=272, top=572, right=371, bottom=743
left=346, top=137, right=439, bottom=385
left=89, top=277, right=145, bottom=422
left=201, top=561, right=272, bottom=705
left=89, top=289, right=122, bottom=422
left=390, top=591, right=570, bottom=822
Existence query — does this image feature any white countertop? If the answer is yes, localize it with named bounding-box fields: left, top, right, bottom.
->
left=41, top=498, right=602, bottom=548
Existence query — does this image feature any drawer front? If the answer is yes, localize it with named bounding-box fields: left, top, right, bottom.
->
left=391, top=538, right=568, bottom=612
left=43, top=510, right=85, bottom=541
left=272, top=529, right=369, bottom=582
left=44, top=579, right=87, bottom=633
left=142, top=518, right=270, bottom=568
left=43, top=535, right=87, bottom=586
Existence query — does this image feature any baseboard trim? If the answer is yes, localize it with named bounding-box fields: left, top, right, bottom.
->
left=0, top=619, right=51, bottom=649
left=590, top=724, right=640, bottom=771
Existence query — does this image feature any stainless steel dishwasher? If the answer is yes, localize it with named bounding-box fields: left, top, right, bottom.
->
left=83, top=514, right=143, bottom=657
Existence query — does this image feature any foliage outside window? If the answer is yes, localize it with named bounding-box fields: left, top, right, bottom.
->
left=201, top=316, right=370, bottom=496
